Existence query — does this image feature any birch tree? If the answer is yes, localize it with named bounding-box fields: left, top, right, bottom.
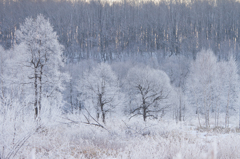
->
left=219, top=56, right=239, bottom=128
left=15, top=14, right=69, bottom=120
left=186, top=50, right=218, bottom=128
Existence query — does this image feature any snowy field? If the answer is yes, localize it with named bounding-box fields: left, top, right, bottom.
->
left=2, top=114, right=240, bottom=159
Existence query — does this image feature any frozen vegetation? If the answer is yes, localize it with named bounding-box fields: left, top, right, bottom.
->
left=2, top=0, right=240, bottom=158
left=2, top=114, right=240, bottom=158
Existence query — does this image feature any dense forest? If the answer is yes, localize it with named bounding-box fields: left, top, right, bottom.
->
left=1, top=0, right=240, bottom=61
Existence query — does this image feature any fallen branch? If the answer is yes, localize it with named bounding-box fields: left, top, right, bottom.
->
left=61, top=108, right=110, bottom=133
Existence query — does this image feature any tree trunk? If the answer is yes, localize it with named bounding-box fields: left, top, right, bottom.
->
left=143, top=107, right=146, bottom=122
left=197, top=107, right=202, bottom=128
left=225, top=92, right=230, bottom=128
left=70, top=83, right=73, bottom=113
left=102, top=111, right=105, bottom=124
left=38, top=65, right=43, bottom=119
left=97, top=95, right=100, bottom=121
left=143, top=98, right=147, bottom=121
left=99, top=93, right=106, bottom=124
left=204, top=89, right=209, bottom=128
left=97, top=112, right=100, bottom=121
left=34, top=70, right=38, bottom=120
left=239, top=105, right=240, bottom=129
left=179, top=94, right=182, bottom=121
left=101, top=104, right=105, bottom=124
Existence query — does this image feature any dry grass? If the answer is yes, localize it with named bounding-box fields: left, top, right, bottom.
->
left=9, top=117, right=240, bottom=159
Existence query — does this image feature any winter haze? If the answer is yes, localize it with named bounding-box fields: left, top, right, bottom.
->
left=1, top=0, right=240, bottom=158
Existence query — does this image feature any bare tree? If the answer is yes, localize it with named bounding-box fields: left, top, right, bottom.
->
left=125, top=66, right=175, bottom=121
left=77, top=63, right=123, bottom=124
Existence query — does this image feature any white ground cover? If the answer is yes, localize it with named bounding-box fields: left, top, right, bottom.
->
left=3, top=115, right=239, bottom=159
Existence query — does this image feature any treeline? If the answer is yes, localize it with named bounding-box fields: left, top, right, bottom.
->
left=1, top=0, right=240, bottom=61
left=63, top=50, right=240, bottom=128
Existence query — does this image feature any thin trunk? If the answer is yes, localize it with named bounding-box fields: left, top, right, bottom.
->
left=204, top=89, right=209, bottom=128
left=70, top=83, right=73, bottom=113
left=99, top=93, right=105, bottom=123
left=37, top=41, right=42, bottom=119
left=38, top=65, right=43, bottom=118
left=143, top=107, right=146, bottom=122
left=175, top=106, right=178, bottom=123
left=195, top=91, right=201, bottom=127
left=225, top=92, right=230, bottom=128
left=239, top=105, right=240, bottom=129
left=206, top=106, right=209, bottom=128
left=217, top=106, right=219, bottom=127
left=101, top=102, right=105, bottom=124
left=197, top=107, right=202, bottom=128
left=34, top=69, right=38, bottom=120
left=102, top=111, right=105, bottom=124
left=216, top=101, right=220, bottom=127
left=101, top=103, right=105, bottom=124
left=97, top=112, right=99, bottom=121
left=143, top=98, right=146, bottom=121
left=179, top=94, right=182, bottom=121
left=215, top=99, right=218, bottom=127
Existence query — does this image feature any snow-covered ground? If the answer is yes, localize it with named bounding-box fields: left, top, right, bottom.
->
left=2, top=115, right=239, bottom=159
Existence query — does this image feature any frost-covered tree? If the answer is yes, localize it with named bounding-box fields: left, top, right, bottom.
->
left=125, top=66, right=174, bottom=121
left=187, top=50, right=240, bottom=128
left=161, top=55, right=190, bottom=122
left=63, top=60, right=97, bottom=114
left=0, top=44, right=29, bottom=110
left=218, top=56, right=239, bottom=128
left=172, top=87, right=187, bottom=122
left=186, top=50, right=219, bottom=128
left=77, top=63, right=122, bottom=124
left=15, top=15, right=69, bottom=120
left=0, top=45, right=37, bottom=159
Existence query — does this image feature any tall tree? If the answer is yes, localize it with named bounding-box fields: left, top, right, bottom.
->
left=186, top=50, right=219, bottom=128
left=15, top=14, right=69, bottom=120
left=219, top=56, right=239, bottom=128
